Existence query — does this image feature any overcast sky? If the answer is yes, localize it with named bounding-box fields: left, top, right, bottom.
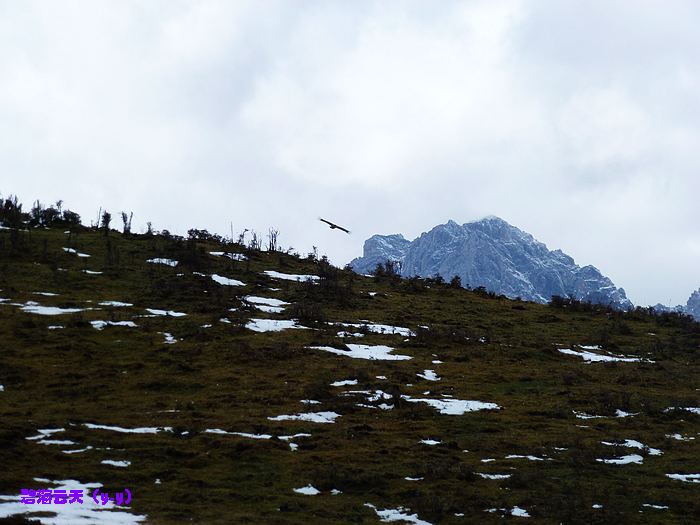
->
left=1, top=0, right=699, bottom=306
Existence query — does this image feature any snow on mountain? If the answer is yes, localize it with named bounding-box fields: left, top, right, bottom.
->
left=349, top=217, right=632, bottom=309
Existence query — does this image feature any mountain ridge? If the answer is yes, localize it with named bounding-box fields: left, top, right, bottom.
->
left=350, top=217, right=633, bottom=309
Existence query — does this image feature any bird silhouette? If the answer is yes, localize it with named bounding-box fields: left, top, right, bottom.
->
left=319, top=217, right=350, bottom=234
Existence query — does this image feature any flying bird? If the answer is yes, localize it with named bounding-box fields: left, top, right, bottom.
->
left=319, top=217, right=350, bottom=234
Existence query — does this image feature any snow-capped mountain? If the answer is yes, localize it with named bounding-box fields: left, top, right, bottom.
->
left=653, top=288, right=700, bottom=320
left=350, top=216, right=633, bottom=309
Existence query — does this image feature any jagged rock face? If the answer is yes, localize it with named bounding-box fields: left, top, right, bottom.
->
left=685, top=289, right=700, bottom=320
left=350, top=234, right=411, bottom=275
left=349, top=217, right=633, bottom=309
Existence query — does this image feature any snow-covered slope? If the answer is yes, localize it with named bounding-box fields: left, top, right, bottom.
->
left=350, top=217, right=632, bottom=309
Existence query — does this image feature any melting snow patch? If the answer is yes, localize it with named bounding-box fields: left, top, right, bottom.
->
left=365, top=504, right=432, bottom=525
left=204, top=429, right=273, bottom=439
left=83, top=423, right=172, bottom=434
left=643, top=504, right=669, bottom=510
left=162, top=332, right=176, bottom=344
left=26, top=429, right=65, bottom=441
left=405, top=477, right=423, bottom=481
left=101, top=460, right=131, bottom=468
left=309, top=344, right=411, bottom=361
left=666, top=433, right=695, bottom=441
left=558, top=347, right=647, bottom=363
left=666, top=473, right=700, bottom=483
left=98, top=301, right=133, bottom=307
left=506, top=455, right=546, bottom=461
left=573, top=411, right=605, bottom=419
left=477, top=473, right=511, bottom=480
left=420, top=439, right=441, bottom=446
left=0, top=478, right=146, bottom=524
left=337, top=331, right=364, bottom=338
left=402, top=396, right=500, bottom=415
left=268, top=411, right=340, bottom=424
left=63, top=247, right=91, bottom=257
left=331, top=379, right=357, bottom=386
left=209, top=251, right=246, bottom=261
left=511, top=507, right=530, bottom=518
left=596, top=454, right=644, bottom=465
left=146, top=258, right=178, bottom=266
left=293, top=485, right=320, bottom=496
left=211, top=274, right=245, bottom=286
left=21, top=303, right=87, bottom=315
left=246, top=318, right=308, bottom=332
left=669, top=407, right=700, bottom=415
left=83, top=270, right=102, bottom=275
left=615, top=409, right=638, bottom=418
left=264, top=270, right=320, bottom=282
left=34, top=292, right=59, bottom=296
left=145, top=308, right=186, bottom=317
left=601, top=439, right=662, bottom=455
left=48, top=325, right=64, bottom=330
left=333, top=322, right=415, bottom=337
left=63, top=446, right=93, bottom=454
left=90, top=320, right=137, bottom=330
left=244, top=296, right=289, bottom=313
left=417, top=370, right=440, bottom=381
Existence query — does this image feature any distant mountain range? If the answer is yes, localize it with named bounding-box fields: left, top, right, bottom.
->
left=349, top=216, right=633, bottom=309
left=652, top=289, right=700, bottom=320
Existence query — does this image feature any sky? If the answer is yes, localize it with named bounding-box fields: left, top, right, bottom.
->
left=1, top=0, right=699, bottom=307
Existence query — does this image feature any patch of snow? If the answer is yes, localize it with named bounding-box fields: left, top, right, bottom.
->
left=642, top=504, right=669, bottom=510
left=592, top=504, right=603, bottom=509
left=145, top=308, right=186, bottom=317
left=268, top=411, right=340, bottom=424
left=293, top=485, right=320, bottom=496
left=48, top=325, right=64, bottom=329
left=309, top=344, right=412, bottom=361
left=211, top=274, right=245, bottom=286
left=666, top=433, right=695, bottom=441
left=331, top=379, right=357, bottom=386
left=573, top=410, right=605, bottom=419
left=300, top=399, right=320, bottom=405
left=98, top=301, right=133, bottom=307
left=596, top=454, right=644, bottom=465
left=666, top=473, right=700, bottom=483
left=63, top=247, right=91, bottom=257
left=34, top=292, right=59, bottom=296
left=83, top=270, right=102, bottom=275
left=405, top=477, right=423, bottom=481
left=209, top=251, right=246, bottom=261
left=337, top=331, right=365, bottom=338
left=511, top=507, right=530, bottom=518
left=506, top=455, right=545, bottom=461
left=477, top=472, right=511, bottom=479
left=161, top=332, right=176, bottom=344
left=264, top=270, right=320, bottom=282
left=333, top=322, right=415, bottom=337
left=83, top=423, right=172, bottom=434
left=62, top=446, right=94, bottom=454
left=420, top=439, right=441, bottom=446
left=601, top=439, right=662, bottom=456
left=146, top=258, right=178, bottom=266
left=431, top=360, right=443, bottom=364
left=101, top=459, right=131, bottom=468
left=26, top=429, right=65, bottom=441
left=376, top=375, right=387, bottom=380
left=365, top=503, right=432, bottom=525
left=21, top=303, right=88, bottom=315
left=90, top=320, right=137, bottom=330
left=402, top=396, right=500, bottom=415
left=615, top=409, right=638, bottom=418
left=246, top=318, right=308, bottom=332
left=417, top=370, right=440, bottom=381
left=558, top=347, right=647, bottom=363
left=204, top=429, right=273, bottom=439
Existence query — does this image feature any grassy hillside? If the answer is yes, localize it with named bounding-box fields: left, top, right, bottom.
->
left=0, top=224, right=699, bottom=524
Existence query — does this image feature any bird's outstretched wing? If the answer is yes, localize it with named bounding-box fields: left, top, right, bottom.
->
left=319, top=217, right=350, bottom=234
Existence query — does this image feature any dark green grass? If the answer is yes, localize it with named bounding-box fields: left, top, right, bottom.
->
left=1, top=226, right=699, bottom=524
